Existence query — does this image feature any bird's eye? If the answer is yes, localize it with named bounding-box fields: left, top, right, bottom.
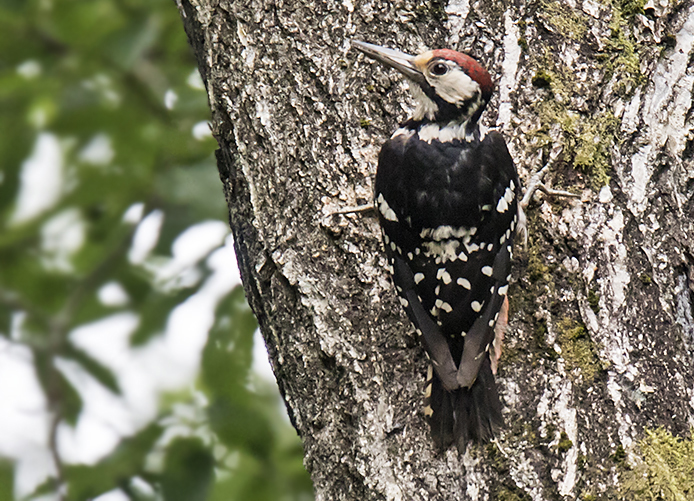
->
left=431, top=62, right=448, bottom=76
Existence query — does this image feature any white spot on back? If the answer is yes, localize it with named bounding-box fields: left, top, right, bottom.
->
left=481, top=266, right=493, bottom=276
left=414, top=272, right=425, bottom=284
left=384, top=208, right=398, bottom=221
left=422, top=240, right=460, bottom=263
left=496, top=196, right=509, bottom=213
left=457, top=277, right=471, bottom=289
left=377, top=195, right=399, bottom=221
left=420, top=226, right=472, bottom=241
left=466, top=242, right=479, bottom=253
left=471, top=300, right=483, bottom=312
left=436, top=268, right=452, bottom=284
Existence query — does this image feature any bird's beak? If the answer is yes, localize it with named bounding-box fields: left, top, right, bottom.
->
left=351, top=40, right=425, bottom=85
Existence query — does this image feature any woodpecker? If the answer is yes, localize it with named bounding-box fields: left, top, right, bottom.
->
left=353, top=40, right=523, bottom=452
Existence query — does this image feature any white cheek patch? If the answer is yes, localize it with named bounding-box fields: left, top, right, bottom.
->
left=410, top=84, right=439, bottom=121
left=429, top=69, right=481, bottom=107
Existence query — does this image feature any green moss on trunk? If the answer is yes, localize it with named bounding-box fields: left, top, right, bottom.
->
left=621, top=428, right=694, bottom=500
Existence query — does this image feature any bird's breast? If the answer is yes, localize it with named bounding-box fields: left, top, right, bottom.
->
left=403, top=137, right=483, bottom=230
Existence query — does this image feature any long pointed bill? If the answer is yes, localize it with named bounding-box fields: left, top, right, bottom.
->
left=351, top=40, right=425, bottom=85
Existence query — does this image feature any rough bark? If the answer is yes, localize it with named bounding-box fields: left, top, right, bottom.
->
left=177, top=0, right=694, bottom=499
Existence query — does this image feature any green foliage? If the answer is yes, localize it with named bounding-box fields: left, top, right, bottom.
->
left=203, top=289, right=313, bottom=501
left=0, top=461, right=13, bottom=501
left=621, top=428, right=694, bottom=500
left=64, top=424, right=164, bottom=501
left=0, top=0, right=312, bottom=499
left=161, top=438, right=215, bottom=501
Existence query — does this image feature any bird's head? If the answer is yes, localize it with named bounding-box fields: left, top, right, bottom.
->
left=353, top=40, right=493, bottom=126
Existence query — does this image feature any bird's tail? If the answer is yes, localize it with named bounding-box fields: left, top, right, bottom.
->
left=425, top=356, right=503, bottom=453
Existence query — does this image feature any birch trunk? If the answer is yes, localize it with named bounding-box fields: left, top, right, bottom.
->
left=177, top=0, right=694, bottom=498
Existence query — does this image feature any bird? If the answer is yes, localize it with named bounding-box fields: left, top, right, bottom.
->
left=352, top=40, right=524, bottom=452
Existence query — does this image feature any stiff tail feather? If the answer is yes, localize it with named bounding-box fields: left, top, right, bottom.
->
left=425, top=357, right=503, bottom=452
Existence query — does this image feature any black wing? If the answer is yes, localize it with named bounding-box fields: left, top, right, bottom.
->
left=375, top=129, right=520, bottom=389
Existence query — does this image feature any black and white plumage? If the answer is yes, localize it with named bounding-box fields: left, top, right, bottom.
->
left=353, top=40, right=523, bottom=451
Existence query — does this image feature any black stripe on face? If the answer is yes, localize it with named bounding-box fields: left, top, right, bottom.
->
left=418, top=80, right=483, bottom=124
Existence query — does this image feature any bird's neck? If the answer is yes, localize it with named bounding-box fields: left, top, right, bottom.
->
left=402, top=116, right=481, bottom=144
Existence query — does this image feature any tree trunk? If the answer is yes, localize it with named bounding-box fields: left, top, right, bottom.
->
left=177, top=0, right=694, bottom=499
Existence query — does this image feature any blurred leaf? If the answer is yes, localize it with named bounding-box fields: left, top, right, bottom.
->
left=56, top=369, right=84, bottom=426
left=33, top=350, right=84, bottom=426
left=63, top=343, right=120, bottom=394
left=201, top=286, right=257, bottom=401
left=160, top=437, right=214, bottom=501
left=0, top=460, right=13, bottom=501
left=0, top=251, right=74, bottom=315
left=0, top=300, right=12, bottom=338
left=45, top=0, right=126, bottom=51
left=155, top=160, right=227, bottom=220
left=129, top=285, right=199, bottom=346
left=105, top=12, right=161, bottom=71
left=0, top=0, right=314, bottom=498
left=208, top=398, right=274, bottom=458
left=24, top=475, right=59, bottom=500
left=210, top=453, right=270, bottom=501
left=64, top=423, right=163, bottom=501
